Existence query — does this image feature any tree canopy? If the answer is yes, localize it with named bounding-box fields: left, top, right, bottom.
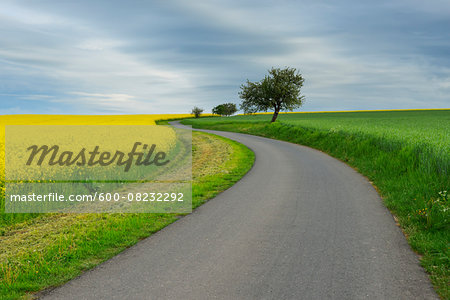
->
left=239, top=67, right=305, bottom=122
left=212, top=103, right=238, bottom=116
left=191, top=106, right=204, bottom=118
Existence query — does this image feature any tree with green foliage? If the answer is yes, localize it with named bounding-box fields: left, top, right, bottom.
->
left=239, top=67, right=305, bottom=122
left=212, top=103, right=238, bottom=116
left=212, top=104, right=223, bottom=116
left=191, top=106, right=204, bottom=118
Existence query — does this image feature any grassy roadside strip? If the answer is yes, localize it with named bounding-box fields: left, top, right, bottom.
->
left=181, top=119, right=449, bottom=299
left=0, top=131, right=254, bottom=300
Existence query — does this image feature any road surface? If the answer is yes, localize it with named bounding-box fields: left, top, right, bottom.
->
left=41, top=122, right=437, bottom=299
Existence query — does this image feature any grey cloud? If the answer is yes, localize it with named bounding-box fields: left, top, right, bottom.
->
left=0, top=0, right=449, bottom=114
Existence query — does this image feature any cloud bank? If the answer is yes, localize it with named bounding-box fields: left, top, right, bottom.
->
left=1, top=0, right=449, bottom=114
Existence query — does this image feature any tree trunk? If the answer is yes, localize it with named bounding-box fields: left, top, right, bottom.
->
left=271, top=109, right=279, bottom=122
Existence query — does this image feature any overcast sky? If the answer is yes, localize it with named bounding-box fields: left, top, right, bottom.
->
left=1, top=0, right=449, bottom=114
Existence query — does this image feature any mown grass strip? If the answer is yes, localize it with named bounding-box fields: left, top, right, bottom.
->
left=181, top=118, right=449, bottom=299
left=0, top=131, right=254, bottom=300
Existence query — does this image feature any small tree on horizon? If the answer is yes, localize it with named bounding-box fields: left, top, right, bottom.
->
left=191, top=106, right=204, bottom=118
left=239, top=67, right=305, bottom=122
left=212, top=103, right=238, bottom=116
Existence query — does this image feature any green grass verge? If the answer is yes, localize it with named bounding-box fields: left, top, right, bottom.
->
left=182, top=114, right=449, bottom=299
left=0, top=131, right=254, bottom=299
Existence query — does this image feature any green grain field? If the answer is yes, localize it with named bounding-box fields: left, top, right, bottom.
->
left=182, top=109, right=450, bottom=298
left=185, top=110, right=450, bottom=174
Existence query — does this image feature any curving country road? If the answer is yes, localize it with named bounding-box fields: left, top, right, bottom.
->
left=41, top=122, right=438, bottom=299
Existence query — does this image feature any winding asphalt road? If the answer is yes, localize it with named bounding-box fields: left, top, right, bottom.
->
left=41, top=122, right=438, bottom=299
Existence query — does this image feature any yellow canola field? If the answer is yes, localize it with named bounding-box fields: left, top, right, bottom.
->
left=0, top=114, right=197, bottom=183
